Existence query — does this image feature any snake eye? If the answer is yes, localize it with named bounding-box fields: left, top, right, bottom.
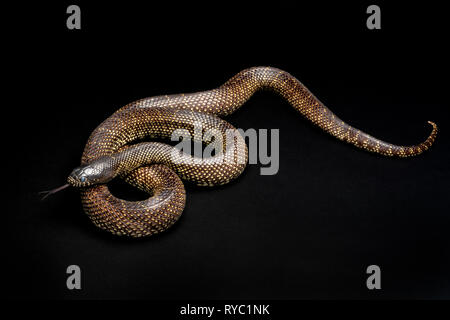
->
left=80, top=176, right=86, bottom=183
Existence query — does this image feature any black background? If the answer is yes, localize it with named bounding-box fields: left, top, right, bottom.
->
left=7, top=1, right=449, bottom=300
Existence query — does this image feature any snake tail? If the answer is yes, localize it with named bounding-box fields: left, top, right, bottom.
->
left=216, top=67, right=438, bottom=157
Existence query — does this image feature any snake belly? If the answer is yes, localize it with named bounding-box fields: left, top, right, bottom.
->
left=77, top=67, right=437, bottom=237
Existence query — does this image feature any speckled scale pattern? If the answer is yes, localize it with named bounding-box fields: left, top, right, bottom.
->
left=79, top=67, right=437, bottom=237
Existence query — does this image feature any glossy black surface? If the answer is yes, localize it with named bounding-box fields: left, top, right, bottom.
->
left=7, top=1, right=449, bottom=299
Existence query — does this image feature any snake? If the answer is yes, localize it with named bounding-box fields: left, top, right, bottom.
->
left=52, top=67, right=437, bottom=237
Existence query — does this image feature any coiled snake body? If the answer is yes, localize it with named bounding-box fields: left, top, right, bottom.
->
left=65, top=67, right=437, bottom=237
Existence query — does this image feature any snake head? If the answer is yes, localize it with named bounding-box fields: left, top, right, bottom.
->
left=67, top=157, right=115, bottom=187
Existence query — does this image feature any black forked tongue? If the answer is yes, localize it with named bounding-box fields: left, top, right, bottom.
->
left=39, top=183, right=70, bottom=201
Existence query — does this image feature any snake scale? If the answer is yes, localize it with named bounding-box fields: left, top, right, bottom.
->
left=64, top=67, right=437, bottom=237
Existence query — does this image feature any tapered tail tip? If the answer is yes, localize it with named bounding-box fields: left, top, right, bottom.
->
left=427, top=120, right=437, bottom=129
left=426, top=121, right=438, bottom=138
left=422, top=120, right=438, bottom=150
